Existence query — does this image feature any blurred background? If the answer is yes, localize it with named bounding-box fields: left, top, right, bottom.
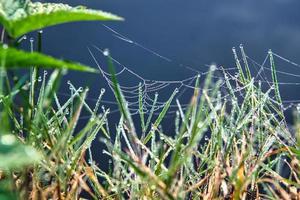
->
left=31, top=0, right=300, bottom=164
left=37, top=0, right=300, bottom=104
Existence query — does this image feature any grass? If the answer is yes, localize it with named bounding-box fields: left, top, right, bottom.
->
left=2, top=46, right=300, bottom=199
left=95, top=50, right=300, bottom=200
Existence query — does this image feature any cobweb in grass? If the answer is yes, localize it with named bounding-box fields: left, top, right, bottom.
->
left=82, top=25, right=234, bottom=117
left=58, top=24, right=300, bottom=122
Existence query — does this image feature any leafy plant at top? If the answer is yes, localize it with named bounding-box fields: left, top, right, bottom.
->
left=0, top=45, right=97, bottom=72
left=0, top=0, right=123, bottom=38
left=0, top=0, right=123, bottom=73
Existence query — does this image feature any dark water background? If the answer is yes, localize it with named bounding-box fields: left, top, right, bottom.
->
left=40, top=0, right=300, bottom=105
left=31, top=0, right=300, bottom=167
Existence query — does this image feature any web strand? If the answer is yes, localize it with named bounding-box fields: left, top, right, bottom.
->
left=56, top=25, right=300, bottom=122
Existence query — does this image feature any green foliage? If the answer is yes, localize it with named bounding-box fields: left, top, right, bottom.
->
left=0, top=45, right=97, bottom=72
left=0, top=134, right=40, bottom=199
left=2, top=41, right=300, bottom=199
left=0, top=0, right=122, bottom=199
left=0, top=67, right=110, bottom=199
left=0, top=0, right=123, bottom=38
left=0, top=134, right=41, bottom=170
left=0, top=190, right=18, bottom=200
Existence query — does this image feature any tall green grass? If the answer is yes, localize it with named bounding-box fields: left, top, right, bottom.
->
left=94, top=50, right=300, bottom=200
left=2, top=44, right=300, bottom=199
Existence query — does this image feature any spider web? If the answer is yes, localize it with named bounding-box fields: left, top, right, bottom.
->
left=58, top=24, right=300, bottom=122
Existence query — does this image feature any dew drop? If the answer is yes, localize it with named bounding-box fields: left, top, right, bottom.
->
left=297, top=104, right=300, bottom=112
left=198, top=122, right=203, bottom=129
left=37, top=76, right=42, bottom=82
left=17, top=35, right=27, bottom=43
left=90, top=116, right=95, bottom=122
left=103, top=48, right=110, bottom=56
left=210, top=64, right=216, bottom=71
left=101, top=88, right=105, bottom=94
left=268, top=49, right=272, bottom=55
left=78, top=87, right=83, bottom=92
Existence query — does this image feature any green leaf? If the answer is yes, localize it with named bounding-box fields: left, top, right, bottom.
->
left=0, top=174, right=18, bottom=199
left=0, top=1, right=123, bottom=38
left=0, top=45, right=98, bottom=72
left=0, top=134, right=41, bottom=170
left=0, top=192, right=18, bottom=200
